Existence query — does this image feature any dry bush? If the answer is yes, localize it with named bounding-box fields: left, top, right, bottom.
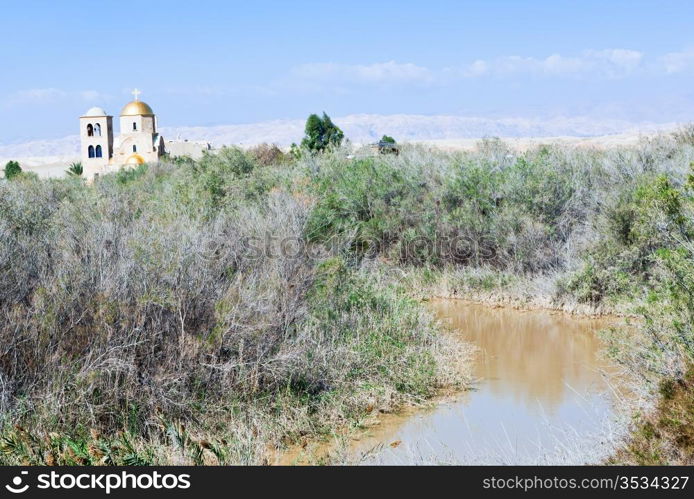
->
left=0, top=158, right=462, bottom=464
left=0, top=179, right=313, bottom=430
left=673, top=124, right=694, bottom=147
left=248, top=143, right=287, bottom=166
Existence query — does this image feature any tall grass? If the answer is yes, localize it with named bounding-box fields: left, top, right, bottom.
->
left=1, top=129, right=693, bottom=464
left=0, top=151, right=466, bottom=464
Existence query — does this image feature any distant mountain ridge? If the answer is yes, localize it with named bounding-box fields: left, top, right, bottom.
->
left=0, top=114, right=676, bottom=164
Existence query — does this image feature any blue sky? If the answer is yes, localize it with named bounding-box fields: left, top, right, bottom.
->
left=1, top=0, right=694, bottom=142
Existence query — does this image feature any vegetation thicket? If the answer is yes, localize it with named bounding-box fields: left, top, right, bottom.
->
left=1, top=125, right=693, bottom=464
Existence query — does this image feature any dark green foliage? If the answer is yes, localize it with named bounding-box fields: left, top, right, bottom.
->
left=300, top=113, right=344, bottom=152
left=66, top=161, right=83, bottom=177
left=4, top=160, right=21, bottom=179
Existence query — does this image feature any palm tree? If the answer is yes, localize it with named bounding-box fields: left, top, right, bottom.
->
left=66, top=162, right=83, bottom=177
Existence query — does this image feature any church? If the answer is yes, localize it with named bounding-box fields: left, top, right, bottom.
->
left=79, top=89, right=165, bottom=177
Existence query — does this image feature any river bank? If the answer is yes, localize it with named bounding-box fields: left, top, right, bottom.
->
left=277, top=296, right=640, bottom=465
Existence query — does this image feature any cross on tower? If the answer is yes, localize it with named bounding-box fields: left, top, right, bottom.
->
left=131, top=88, right=141, bottom=101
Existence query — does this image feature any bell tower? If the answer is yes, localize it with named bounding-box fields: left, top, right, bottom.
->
left=80, top=107, right=114, bottom=172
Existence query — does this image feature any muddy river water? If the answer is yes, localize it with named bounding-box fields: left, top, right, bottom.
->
left=347, top=300, right=627, bottom=464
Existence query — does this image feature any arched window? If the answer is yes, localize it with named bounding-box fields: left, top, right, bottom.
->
left=88, top=145, right=95, bottom=158
left=132, top=145, right=137, bottom=153
left=132, top=122, right=137, bottom=131
left=87, top=124, right=94, bottom=136
left=95, top=123, right=101, bottom=136
left=95, top=145, right=103, bottom=158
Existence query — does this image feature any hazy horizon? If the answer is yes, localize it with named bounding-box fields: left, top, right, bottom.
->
left=0, top=113, right=679, bottom=164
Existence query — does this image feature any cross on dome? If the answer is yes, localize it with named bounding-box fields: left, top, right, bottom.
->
left=131, top=88, right=141, bottom=101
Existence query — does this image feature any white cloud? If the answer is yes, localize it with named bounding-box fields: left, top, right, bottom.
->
left=593, top=49, right=644, bottom=71
left=661, top=48, right=694, bottom=73
left=289, top=61, right=434, bottom=85
left=459, top=49, right=643, bottom=79
left=462, top=60, right=489, bottom=77
left=288, top=49, right=646, bottom=91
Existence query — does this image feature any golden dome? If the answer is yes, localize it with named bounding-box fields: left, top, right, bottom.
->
left=120, top=100, right=154, bottom=116
left=125, top=153, right=146, bottom=165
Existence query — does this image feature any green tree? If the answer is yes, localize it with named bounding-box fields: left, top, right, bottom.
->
left=4, top=160, right=22, bottom=180
left=300, top=112, right=344, bottom=152
left=66, top=161, right=83, bottom=177
left=380, top=135, right=396, bottom=144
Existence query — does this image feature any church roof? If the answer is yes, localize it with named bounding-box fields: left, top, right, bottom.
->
left=83, top=106, right=108, bottom=117
left=120, top=100, right=154, bottom=116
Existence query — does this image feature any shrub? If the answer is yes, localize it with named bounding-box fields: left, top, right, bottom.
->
left=305, top=147, right=585, bottom=271
left=4, top=160, right=22, bottom=179
left=565, top=171, right=693, bottom=304
left=248, top=143, right=287, bottom=166
left=673, top=124, right=694, bottom=146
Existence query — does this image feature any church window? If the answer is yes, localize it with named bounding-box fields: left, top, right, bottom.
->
left=87, top=124, right=94, bottom=136
left=133, top=122, right=137, bottom=131
left=95, top=145, right=103, bottom=158
left=132, top=145, right=137, bottom=152
left=88, top=145, right=95, bottom=158
left=95, top=123, right=101, bottom=136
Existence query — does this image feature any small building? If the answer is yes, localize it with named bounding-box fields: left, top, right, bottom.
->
left=369, top=139, right=400, bottom=155
left=165, top=139, right=212, bottom=160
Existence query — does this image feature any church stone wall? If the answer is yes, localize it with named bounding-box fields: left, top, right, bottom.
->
left=113, top=133, right=159, bottom=164
left=119, top=115, right=156, bottom=135
left=115, top=115, right=159, bottom=162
